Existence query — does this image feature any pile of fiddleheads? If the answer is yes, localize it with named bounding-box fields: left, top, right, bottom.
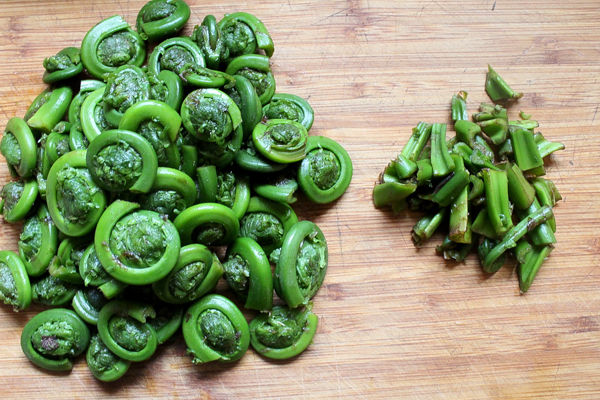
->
left=0, top=0, right=353, bottom=381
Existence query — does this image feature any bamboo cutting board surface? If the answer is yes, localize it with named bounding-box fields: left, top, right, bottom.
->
left=1, top=0, right=599, bottom=398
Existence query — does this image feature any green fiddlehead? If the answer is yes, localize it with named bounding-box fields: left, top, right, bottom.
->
left=249, top=303, right=318, bottom=359
left=46, top=150, right=107, bottom=237
left=239, top=196, right=298, bottom=256
left=297, top=136, right=353, bottom=204
left=226, top=54, right=275, bottom=105
left=81, top=15, right=146, bottom=80
left=97, top=300, right=158, bottom=362
left=182, top=294, right=250, bottom=363
left=0, top=250, right=32, bottom=311
left=0, top=117, right=37, bottom=178
left=18, top=204, right=59, bottom=277
left=274, top=221, right=328, bottom=308
left=152, top=243, right=223, bottom=304
left=86, top=129, right=158, bottom=193
left=218, top=12, right=274, bottom=63
left=136, top=0, right=190, bottom=42
left=223, top=237, right=273, bottom=311
left=252, top=119, right=308, bottom=164
left=21, top=308, right=91, bottom=371
left=263, top=93, right=314, bottom=131
left=94, top=200, right=180, bottom=285
left=86, top=334, right=131, bottom=382
left=0, top=179, right=38, bottom=223
left=42, top=47, right=83, bottom=84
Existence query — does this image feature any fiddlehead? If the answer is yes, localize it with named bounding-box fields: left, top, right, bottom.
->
left=46, top=150, right=107, bottom=237
left=137, top=167, right=196, bottom=220
left=180, top=88, right=241, bottom=145
left=191, top=15, right=227, bottom=70
left=102, top=65, right=151, bottom=127
left=0, top=250, right=32, bottom=311
left=297, top=136, right=353, bottom=204
left=136, top=0, right=190, bottom=42
left=48, top=237, right=90, bottom=285
left=86, top=129, right=158, bottom=193
left=147, top=36, right=205, bottom=76
left=118, top=100, right=181, bottom=168
left=273, top=221, right=328, bottom=308
left=238, top=196, right=298, bottom=255
left=31, top=274, right=78, bottom=307
left=182, top=294, right=250, bottom=363
left=42, top=47, right=83, bottom=84
left=148, top=69, right=185, bottom=110
left=252, top=119, right=308, bottom=164
left=27, top=86, right=73, bottom=134
left=152, top=243, right=223, bottom=304
left=81, top=15, right=146, bottom=80
left=223, top=237, right=273, bottom=311
left=173, top=202, right=239, bottom=246
left=225, top=74, right=262, bottom=139
left=252, top=168, right=298, bottom=204
left=218, top=12, right=274, bottom=64
left=263, top=93, right=314, bottom=131
left=72, top=286, right=109, bottom=325
left=0, top=117, right=37, bottom=178
left=97, top=300, right=158, bottom=362
left=86, top=334, right=131, bottom=382
left=180, top=89, right=244, bottom=167
left=249, top=303, right=318, bottom=359
left=18, top=204, right=58, bottom=277
left=0, top=179, right=38, bottom=223
left=226, top=54, right=275, bottom=105
left=21, top=308, right=91, bottom=371
left=94, top=200, right=180, bottom=285
left=78, top=243, right=128, bottom=299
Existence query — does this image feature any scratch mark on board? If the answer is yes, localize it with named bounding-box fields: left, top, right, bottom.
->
left=592, top=104, right=599, bottom=124
left=313, top=8, right=351, bottom=25
left=326, top=363, right=368, bottom=400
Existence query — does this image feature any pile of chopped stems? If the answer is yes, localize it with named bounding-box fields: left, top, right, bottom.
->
left=0, top=0, right=353, bottom=381
left=373, top=66, right=563, bottom=293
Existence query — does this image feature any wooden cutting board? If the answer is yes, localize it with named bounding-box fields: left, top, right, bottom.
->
left=1, top=0, right=599, bottom=398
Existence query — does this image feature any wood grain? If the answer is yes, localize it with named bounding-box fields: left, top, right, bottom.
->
left=1, top=0, right=599, bottom=398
